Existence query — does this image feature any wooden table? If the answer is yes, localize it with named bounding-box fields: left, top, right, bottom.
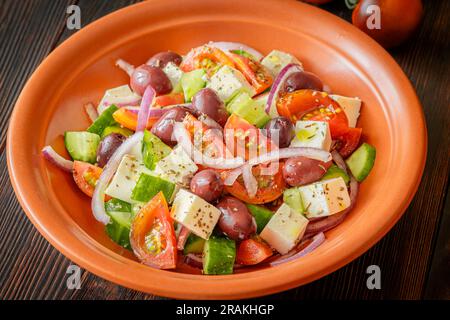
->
left=0, top=0, right=448, bottom=300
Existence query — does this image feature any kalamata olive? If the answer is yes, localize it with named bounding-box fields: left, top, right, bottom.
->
left=191, top=88, right=228, bottom=126
left=190, top=170, right=224, bottom=202
left=264, top=117, right=294, bottom=148
left=282, top=156, right=332, bottom=187
left=151, top=107, right=191, bottom=145
left=96, top=133, right=126, bottom=167
left=216, top=197, right=256, bottom=241
left=146, top=51, right=183, bottom=68
left=280, top=71, right=323, bottom=94
left=130, top=64, right=172, bottom=96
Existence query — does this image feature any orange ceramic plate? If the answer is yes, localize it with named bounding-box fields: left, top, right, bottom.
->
left=7, top=0, right=426, bottom=299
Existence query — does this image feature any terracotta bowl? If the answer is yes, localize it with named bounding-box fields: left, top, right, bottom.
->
left=7, top=0, right=426, bottom=299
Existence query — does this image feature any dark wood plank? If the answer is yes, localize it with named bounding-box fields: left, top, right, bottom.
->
left=0, top=0, right=448, bottom=300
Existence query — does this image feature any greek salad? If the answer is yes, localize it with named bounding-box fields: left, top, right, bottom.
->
left=42, top=42, right=376, bottom=274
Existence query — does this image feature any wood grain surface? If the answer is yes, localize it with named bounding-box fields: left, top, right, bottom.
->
left=0, top=0, right=448, bottom=300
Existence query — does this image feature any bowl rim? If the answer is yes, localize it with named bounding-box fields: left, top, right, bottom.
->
left=7, top=0, right=427, bottom=299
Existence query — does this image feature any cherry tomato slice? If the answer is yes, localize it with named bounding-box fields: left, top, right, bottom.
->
left=180, top=46, right=235, bottom=75
left=225, top=164, right=285, bottom=204
left=130, top=192, right=177, bottom=269
left=236, top=238, right=273, bottom=265
left=334, top=127, right=362, bottom=158
left=154, top=92, right=184, bottom=107
left=277, top=89, right=349, bottom=139
left=228, top=52, right=273, bottom=95
left=73, top=161, right=103, bottom=198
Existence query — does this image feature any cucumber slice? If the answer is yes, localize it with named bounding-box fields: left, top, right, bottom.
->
left=101, top=126, right=133, bottom=138
left=246, top=204, right=273, bottom=233
left=227, top=92, right=270, bottom=128
left=105, top=198, right=132, bottom=249
left=322, top=164, right=350, bottom=185
left=142, top=130, right=172, bottom=170
left=203, top=237, right=236, bottom=275
left=181, top=69, right=206, bottom=102
left=345, top=143, right=376, bottom=182
left=283, top=188, right=304, bottom=214
left=131, top=202, right=144, bottom=217
left=183, top=233, right=205, bottom=255
left=131, top=173, right=176, bottom=203
left=87, top=104, right=119, bottom=135
left=64, top=131, right=100, bottom=163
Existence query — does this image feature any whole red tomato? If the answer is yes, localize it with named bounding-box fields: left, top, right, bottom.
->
left=352, top=0, right=423, bottom=48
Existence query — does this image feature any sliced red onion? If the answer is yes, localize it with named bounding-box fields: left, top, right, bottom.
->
left=42, top=146, right=73, bottom=173
left=91, top=131, right=144, bottom=224
left=331, top=150, right=348, bottom=174
left=248, top=147, right=331, bottom=166
left=184, top=254, right=203, bottom=269
left=266, top=63, right=304, bottom=116
left=84, top=103, right=98, bottom=122
left=198, top=114, right=223, bottom=130
left=177, top=226, right=191, bottom=251
left=242, top=164, right=257, bottom=198
left=269, top=232, right=326, bottom=266
left=173, top=123, right=245, bottom=169
left=208, top=41, right=264, bottom=60
left=224, top=167, right=243, bottom=186
left=115, top=58, right=135, bottom=77
left=304, top=175, right=359, bottom=237
left=136, top=86, right=156, bottom=132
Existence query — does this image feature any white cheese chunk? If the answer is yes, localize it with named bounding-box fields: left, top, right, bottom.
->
left=162, top=62, right=183, bottom=88
left=261, top=50, right=302, bottom=77
left=260, top=203, right=309, bottom=254
left=298, top=177, right=351, bottom=219
left=97, top=85, right=141, bottom=114
left=290, top=120, right=332, bottom=151
left=171, top=189, right=221, bottom=239
left=153, top=146, right=198, bottom=187
left=105, top=155, right=151, bottom=204
left=207, top=65, right=255, bottom=102
left=330, top=94, right=361, bottom=128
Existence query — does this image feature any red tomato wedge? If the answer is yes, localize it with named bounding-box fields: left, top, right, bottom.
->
left=112, top=107, right=158, bottom=131
left=130, top=192, right=177, bottom=269
left=334, top=127, right=362, bottom=158
left=224, top=114, right=276, bottom=160
left=225, top=164, right=285, bottom=204
left=154, top=92, right=184, bottom=107
left=236, top=238, right=273, bottom=265
left=73, top=161, right=104, bottom=198
left=180, top=45, right=235, bottom=75
left=228, top=52, right=273, bottom=95
left=277, top=89, right=349, bottom=139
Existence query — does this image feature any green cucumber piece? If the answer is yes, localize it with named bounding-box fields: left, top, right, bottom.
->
left=203, top=237, right=236, bottom=275
left=142, top=130, right=172, bottom=170
left=64, top=131, right=100, bottom=164
left=87, top=105, right=119, bottom=135
left=131, top=173, right=176, bottom=203
left=322, top=164, right=350, bottom=185
left=183, top=234, right=206, bottom=255
left=345, top=143, right=376, bottom=182
left=181, top=69, right=206, bottom=102
left=105, top=198, right=132, bottom=249
left=283, top=188, right=304, bottom=214
left=131, top=202, right=144, bottom=217
left=227, top=92, right=270, bottom=128
left=246, top=204, right=273, bottom=233
left=101, top=126, right=133, bottom=138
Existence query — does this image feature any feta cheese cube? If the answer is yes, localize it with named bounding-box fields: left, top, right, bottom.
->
left=163, top=62, right=183, bottom=88
left=171, top=189, right=221, bottom=239
left=298, top=177, right=351, bottom=219
left=290, top=120, right=332, bottom=151
left=207, top=65, right=255, bottom=102
left=97, top=85, right=140, bottom=114
left=330, top=94, right=361, bottom=128
left=261, top=50, right=302, bottom=77
left=105, top=155, right=152, bottom=204
left=153, top=146, right=198, bottom=187
left=260, top=203, right=309, bottom=254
